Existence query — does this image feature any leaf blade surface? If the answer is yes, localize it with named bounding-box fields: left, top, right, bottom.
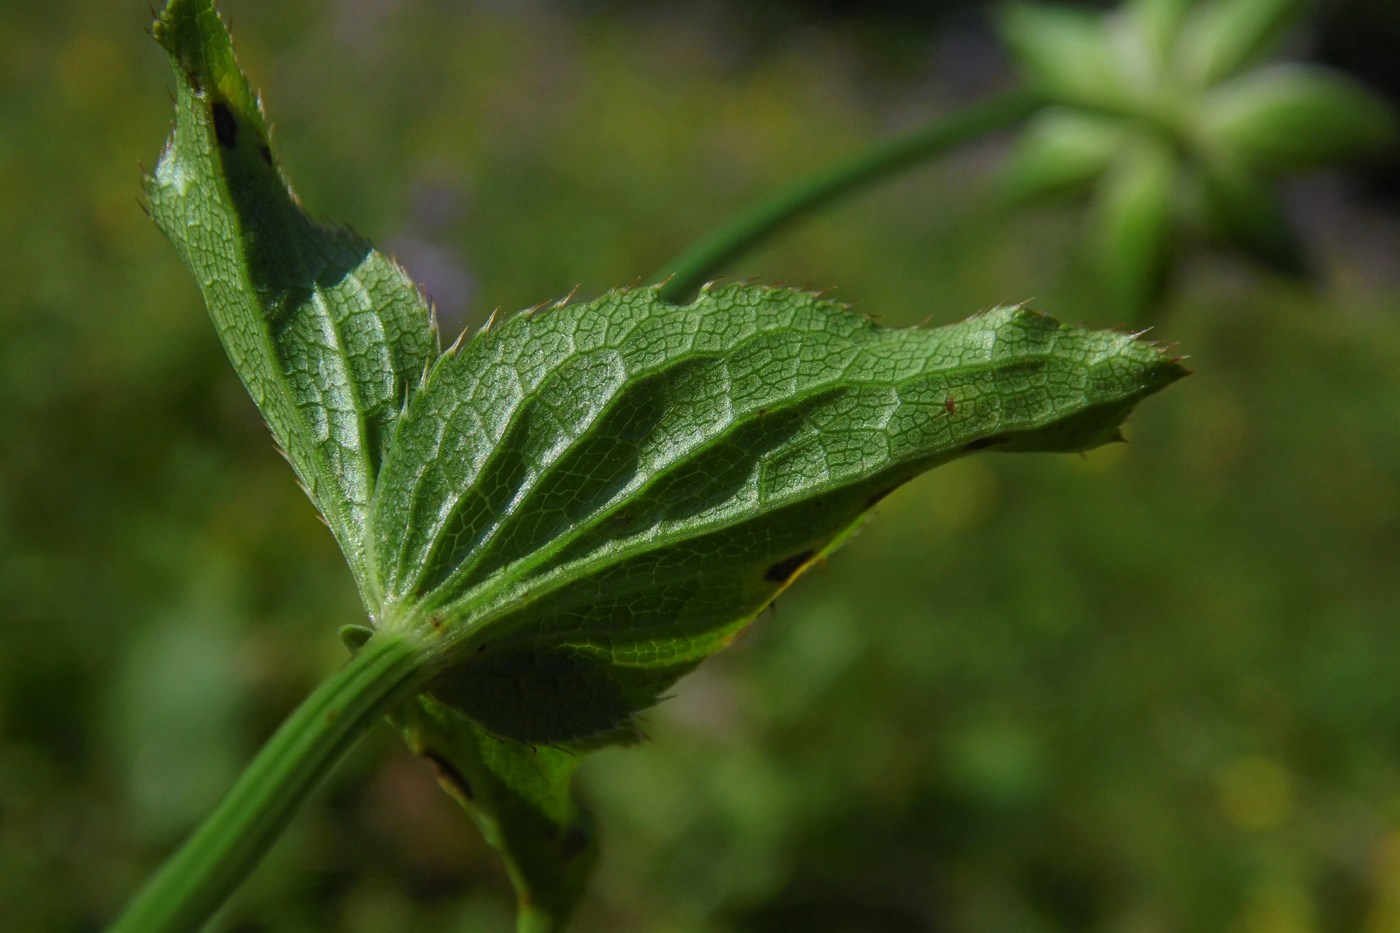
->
left=147, top=0, right=437, bottom=592
left=371, top=286, right=1185, bottom=745
left=393, top=696, right=594, bottom=932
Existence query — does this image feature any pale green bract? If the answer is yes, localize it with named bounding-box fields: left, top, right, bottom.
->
left=999, top=0, right=1397, bottom=314
left=144, top=0, right=1183, bottom=927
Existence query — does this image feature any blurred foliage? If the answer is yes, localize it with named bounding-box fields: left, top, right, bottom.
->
left=997, top=0, right=1396, bottom=316
left=2, top=1, right=1400, bottom=931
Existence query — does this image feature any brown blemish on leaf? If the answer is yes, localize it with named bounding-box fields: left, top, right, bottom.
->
left=964, top=434, right=1009, bottom=452
left=865, top=484, right=902, bottom=509
left=764, top=549, right=815, bottom=583
left=424, top=752, right=474, bottom=801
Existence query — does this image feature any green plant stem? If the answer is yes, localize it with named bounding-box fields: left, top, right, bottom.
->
left=111, top=630, right=431, bottom=933
left=652, top=87, right=1044, bottom=304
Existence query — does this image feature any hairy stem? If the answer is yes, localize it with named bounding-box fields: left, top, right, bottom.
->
left=653, top=87, right=1043, bottom=304
left=111, top=631, right=431, bottom=933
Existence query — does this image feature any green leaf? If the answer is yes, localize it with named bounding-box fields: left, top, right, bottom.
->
left=1129, top=0, right=1194, bottom=70
left=393, top=697, right=594, bottom=933
left=1177, top=0, right=1307, bottom=88
left=146, top=0, right=438, bottom=593
left=1000, top=108, right=1130, bottom=205
left=141, top=7, right=1186, bottom=929
left=1090, top=142, right=1179, bottom=315
left=1001, top=3, right=1127, bottom=110
left=1201, top=64, right=1399, bottom=172
left=368, top=285, right=1185, bottom=746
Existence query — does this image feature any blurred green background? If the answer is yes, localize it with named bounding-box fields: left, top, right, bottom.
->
left=4, top=1, right=1400, bottom=930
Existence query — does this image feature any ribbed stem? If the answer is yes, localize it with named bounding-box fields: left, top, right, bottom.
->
left=111, top=631, right=431, bottom=933
left=653, top=87, right=1043, bottom=304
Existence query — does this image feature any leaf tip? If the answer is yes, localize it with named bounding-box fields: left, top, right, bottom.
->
left=445, top=327, right=469, bottom=357
left=554, top=284, right=582, bottom=309
left=154, top=0, right=266, bottom=139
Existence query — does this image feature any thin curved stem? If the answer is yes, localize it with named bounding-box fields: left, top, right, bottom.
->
left=652, top=87, right=1044, bottom=304
left=111, top=630, right=431, bottom=933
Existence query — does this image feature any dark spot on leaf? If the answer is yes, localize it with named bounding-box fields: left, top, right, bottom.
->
left=211, top=100, right=237, bottom=149
left=765, top=549, right=815, bottom=583
left=476, top=642, right=489, bottom=654
left=945, top=394, right=957, bottom=414
left=259, top=144, right=272, bottom=165
left=964, top=434, right=1009, bottom=452
left=424, top=752, right=473, bottom=801
left=865, top=484, right=901, bottom=509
